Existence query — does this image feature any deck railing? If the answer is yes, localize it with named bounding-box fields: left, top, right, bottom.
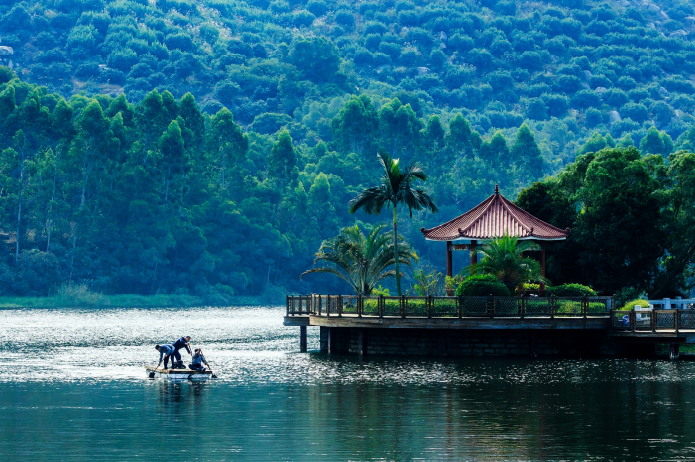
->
left=286, top=294, right=613, bottom=318
left=647, top=298, right=695, bottom=310
left=611, top=309, right=695, bottom=332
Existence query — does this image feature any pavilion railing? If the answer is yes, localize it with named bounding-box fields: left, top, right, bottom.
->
left=611, top=309, right=695, bottom=332
left=286, top=294, right=613, bottom=318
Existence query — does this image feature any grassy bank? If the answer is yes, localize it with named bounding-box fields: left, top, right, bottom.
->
left=0, top=293, right=266, bottom=308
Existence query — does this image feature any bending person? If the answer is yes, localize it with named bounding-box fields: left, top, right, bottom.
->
left=171, top=336, right=192, bottom=369
left=155, top=344, right=175, bottom=370
left=189, top=348, right=209, bottom=371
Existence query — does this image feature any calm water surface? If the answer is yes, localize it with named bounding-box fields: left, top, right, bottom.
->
left=2, top=306, right=695, bottom=460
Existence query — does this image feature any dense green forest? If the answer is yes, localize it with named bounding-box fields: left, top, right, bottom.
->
left=0, top=0, right=695, bottom=299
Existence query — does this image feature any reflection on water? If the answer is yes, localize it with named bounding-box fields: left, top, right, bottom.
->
left=1, top=306, right=695, bottom=460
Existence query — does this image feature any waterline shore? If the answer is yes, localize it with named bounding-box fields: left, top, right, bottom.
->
left=0, top=294, right=267, bottom=308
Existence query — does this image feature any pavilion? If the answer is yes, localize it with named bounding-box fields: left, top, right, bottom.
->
left=420, top=185, right=570, bottom=294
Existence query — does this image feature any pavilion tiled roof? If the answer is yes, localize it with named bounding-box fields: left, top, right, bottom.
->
left=421, top=185, right=570, bottom=241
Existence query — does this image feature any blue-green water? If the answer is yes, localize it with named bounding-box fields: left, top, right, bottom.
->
left=2, top=306, right=695, bottom=460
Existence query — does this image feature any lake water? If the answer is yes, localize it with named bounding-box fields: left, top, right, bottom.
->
left=2, top=306, right=695, bottom=460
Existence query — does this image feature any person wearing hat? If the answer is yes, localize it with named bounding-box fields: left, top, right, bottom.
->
left=155, top=344, right=175, bottom=369
left=188, top=348, right=209, bottom=371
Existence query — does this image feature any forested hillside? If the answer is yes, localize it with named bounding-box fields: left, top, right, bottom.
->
left=0, top=0, right=694, bottom=298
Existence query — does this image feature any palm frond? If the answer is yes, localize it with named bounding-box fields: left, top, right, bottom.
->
left=463, top=234, right=551, bottom=291
left=301, top=225, right=417, bottom=295
left=348, top=185, right=391, bottom=215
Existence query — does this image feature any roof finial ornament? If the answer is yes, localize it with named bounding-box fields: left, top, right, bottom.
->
left=495, top=184, right=499, bottom=195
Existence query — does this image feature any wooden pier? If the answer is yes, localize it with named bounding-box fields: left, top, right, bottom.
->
left=284, top=295, right=695, bottom=358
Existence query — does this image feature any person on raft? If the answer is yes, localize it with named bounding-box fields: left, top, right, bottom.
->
left=189, top=348, right=209, bottom=371
left=155, top=344, right=175, bottom=369
left=171, top=336, right=192, bottom=369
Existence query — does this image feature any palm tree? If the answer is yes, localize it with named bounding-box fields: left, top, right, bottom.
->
left=301, top=224, right=418, bottom=295
left=467, top=234, right=550, bottom=293
left=348, top=149, right=437, bottom=296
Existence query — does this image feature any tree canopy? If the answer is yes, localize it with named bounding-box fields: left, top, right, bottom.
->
left=1, top=0, right=695, bottom=298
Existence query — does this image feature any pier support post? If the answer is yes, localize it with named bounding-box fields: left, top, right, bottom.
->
left=300, top=326, right=307, bottom=353
left=438, top=331, right=447, bottom=357
left=328, top=327, right=336, bottom=355
left=529, top=332, right=538, bottom=357
left=670, top=343, right=680, bottom=360
left=358, top=328, right=367, bottom=356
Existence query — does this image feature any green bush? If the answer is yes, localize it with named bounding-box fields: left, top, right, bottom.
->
left=0, top=66, right=14, bottom=84
left=54, top=282, right=109, bottom=306
left=456, top=274, right=511, bottom=297
left=623, top=299, right=649, bottom=311
left=546, top=283, right=596, bottom=297
left=614, top=287, right=644, bottom=307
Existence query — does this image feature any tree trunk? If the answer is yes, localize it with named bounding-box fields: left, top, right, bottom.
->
left=15, top=165, right=23, bottom=264
left=46, top=159, right=58, bottom=252
left=14, top=150, right=27, bottom=264
left=80, top=160, right=90, bottom=209
left=220, top=149, right=227, bottom=189
left=394, top=204, right=400, bottom=296
left=46, top=157, right=57, bottom=253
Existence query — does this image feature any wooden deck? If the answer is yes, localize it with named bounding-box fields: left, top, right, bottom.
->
left=284, top=297, right=695, bottom=359
left=284, top=314, right=611, bottom=330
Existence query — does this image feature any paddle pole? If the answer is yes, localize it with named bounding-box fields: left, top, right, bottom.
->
left=201, top=352, right=217, bottom=379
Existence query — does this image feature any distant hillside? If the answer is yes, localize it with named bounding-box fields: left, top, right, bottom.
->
left=2, top=0, right=695, bottom=153
left=0, top=0, right=694, bottom=297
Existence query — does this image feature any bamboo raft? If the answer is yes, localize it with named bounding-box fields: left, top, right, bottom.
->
left=146, top=366, right=213, bottom=381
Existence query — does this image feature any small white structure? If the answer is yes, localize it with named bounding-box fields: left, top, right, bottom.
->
left=0, top=45, right=13, bottom=69
left=635, top=303, right=652, bottom=321
left=648, top=297, right=695, bottom=310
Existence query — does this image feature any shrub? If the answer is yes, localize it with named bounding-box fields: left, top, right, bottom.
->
left=571, top=89, right=601, bottom=109
left=334, top=11, right=355, bottom=29
left=525, top=97, right=547, bottom=120
left=14, top=250, right=61, bottom=296
left=456, top=274, right=511, bottom=297
left=0, top=66, right=15, bottom=84
left=623, top=299, right=649, bottom=310
left=76, top=63, right=100, bottom=79
left=66, top=24, right=99, bottom=51
left=546, top=283, right=596, bottom=297
left=54, top=282, right=109, bottom=306
left=165, top=33, right=195, bottom=52
left=620, top=102, right=649, bottom=123
left=585, top=108, right=604, bottom=127
left=108, top=49, right=139, bottom=71
left=614, top=287, right=645, bottom=307
left=293, top=10, right=316, bottom=28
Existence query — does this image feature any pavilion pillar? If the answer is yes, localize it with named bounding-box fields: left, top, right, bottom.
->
left=539, top=244, right=546, bottom=296
left=446, top=241, right=452, bottom=277
left=446, top=241, right=453, bottom=296
left=469, top=240, right=477, bottom=273
left=518, top=250, right=525, bottom=296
